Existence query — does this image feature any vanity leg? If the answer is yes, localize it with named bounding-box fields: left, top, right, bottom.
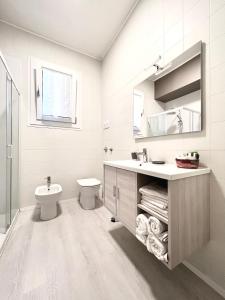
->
left=111, top=216, right=119, bottom=222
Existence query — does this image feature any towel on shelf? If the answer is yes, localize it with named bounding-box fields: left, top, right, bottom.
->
left=139, top=183, right=168, bottom=200
left=142, top=195, right=168, bottom=209
left=141, top=200, right=168, bottom=217
left=153, top=252, right=168, bottom=263
left=136, top=213, right=149, bottom=236
left=158, top=231, right=168, bottom=243
left=136, top=213, right=149, bottom=245
left=136, top=233, right=147, bottom=245
left=148, top=216, right=167, bottom=235
left=146, top=232, right=168, bottom=262
left=139, top=206, right=168, bottom=224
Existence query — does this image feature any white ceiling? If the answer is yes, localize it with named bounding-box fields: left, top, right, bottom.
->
left=0, top=0, right=139, bottom=60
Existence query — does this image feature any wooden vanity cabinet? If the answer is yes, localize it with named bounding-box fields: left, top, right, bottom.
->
left=104, top=165, right=137, bottom=234
left=116, top=168, right=137, bottom=234
left=104, top=165, right=117, bottom=215
left=168, top=175, right=210, bottom=269
left=104, top=164, right=210, bottom=269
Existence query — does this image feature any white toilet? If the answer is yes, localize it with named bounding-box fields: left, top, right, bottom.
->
left=77, top=178, right=101, bottom=209
left=35, top=184, right=62, bottom=220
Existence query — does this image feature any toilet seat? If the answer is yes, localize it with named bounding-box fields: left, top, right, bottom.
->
left=77, top=178, right=101, bottom=187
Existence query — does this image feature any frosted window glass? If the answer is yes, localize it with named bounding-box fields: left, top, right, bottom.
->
left=42, top=68, right=72, bottom=120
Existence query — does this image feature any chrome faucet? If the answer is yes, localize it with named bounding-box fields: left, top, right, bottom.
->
left=142, top=148, right=148, bottom=163
left=45, top=176, right=51, bottom=190
left=134, top=148, right=148, bottom=163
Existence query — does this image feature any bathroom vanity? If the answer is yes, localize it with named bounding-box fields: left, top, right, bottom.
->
left=103, top=160, right=210, bottom=269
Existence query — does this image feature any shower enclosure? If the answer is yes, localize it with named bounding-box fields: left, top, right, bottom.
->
left=0, top=53, right=19, bottom=233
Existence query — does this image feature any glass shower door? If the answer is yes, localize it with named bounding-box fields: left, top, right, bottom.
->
left=0, top=56, right=19, bottom=233
left=6, top=73, right=12, bottom=230
left=11, top=82, right=19, bottom=221
left=0, top=59, right=7, bottom=233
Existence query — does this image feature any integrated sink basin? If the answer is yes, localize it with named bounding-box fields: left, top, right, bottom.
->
left=104, top=160, right=210, bottom=180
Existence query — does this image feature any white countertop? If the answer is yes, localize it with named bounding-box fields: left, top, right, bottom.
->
left=104, top=160, right=210, bottom=180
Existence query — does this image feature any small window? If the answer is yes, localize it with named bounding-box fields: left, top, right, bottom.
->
left=30, top=58, right=81, bottom=129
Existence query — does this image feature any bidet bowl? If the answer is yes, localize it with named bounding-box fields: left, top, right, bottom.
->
left=35, top=184, right=62, bottom=200
left=35, top=184, right=62, bottom=220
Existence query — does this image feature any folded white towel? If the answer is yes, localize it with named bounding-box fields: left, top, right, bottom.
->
left=148, top=216, right=167, bottom=235
left=146, top=232, right=168, bottom=262
left=141, top=200, right=168, bottom=217
left=142, top=195, right=168, bottom=209
left=139, top=183, right=168, bottom=200
left=136, top=213, right=149, bottom=236
left=138, top=205, right=168, bottom=224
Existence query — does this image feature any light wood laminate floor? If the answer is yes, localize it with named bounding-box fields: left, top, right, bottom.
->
left=0, top=199, right=223, bottom=300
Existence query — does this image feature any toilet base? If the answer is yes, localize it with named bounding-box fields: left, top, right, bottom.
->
left=40, top=201, right=57, bottom=220
left=80, top=187, right=99, bottom=210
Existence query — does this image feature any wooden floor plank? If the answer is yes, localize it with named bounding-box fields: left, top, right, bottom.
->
left=0, top=199, right=223, bottom=300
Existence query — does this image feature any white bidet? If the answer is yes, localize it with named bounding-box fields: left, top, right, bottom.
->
left=35, top=184, right=62, bottom=220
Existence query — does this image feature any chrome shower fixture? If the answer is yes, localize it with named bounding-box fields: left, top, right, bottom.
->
left=144, top=55, right=162, bottom=71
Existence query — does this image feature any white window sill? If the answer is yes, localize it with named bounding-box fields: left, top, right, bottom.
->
left=28, top=121, right=81, bottom=131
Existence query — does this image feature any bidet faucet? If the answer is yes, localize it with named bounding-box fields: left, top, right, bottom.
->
left=45, top=176, right=51, bottom=190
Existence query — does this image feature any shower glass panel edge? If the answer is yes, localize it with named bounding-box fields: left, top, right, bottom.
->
left=6, top=73, right=12, bottom=231
left=11, top=82, right=19, bottom=222
left=0, top=58, right=7, bottom=233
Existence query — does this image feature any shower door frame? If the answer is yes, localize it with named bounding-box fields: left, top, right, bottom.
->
left=0, top=52, right=20, bottom=233
left=6, top=72, right=12, bottom=230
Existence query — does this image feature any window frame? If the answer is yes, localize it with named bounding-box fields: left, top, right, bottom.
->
left=29, top=57, right=82, bottom=130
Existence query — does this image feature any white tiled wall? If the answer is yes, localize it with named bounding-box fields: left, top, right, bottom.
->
left=102, top=0, right=225, bottom=294
left=0, top=22, right=103, bottom=207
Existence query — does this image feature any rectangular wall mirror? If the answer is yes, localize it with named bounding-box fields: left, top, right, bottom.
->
left=133, top=41, right=202, bottom=139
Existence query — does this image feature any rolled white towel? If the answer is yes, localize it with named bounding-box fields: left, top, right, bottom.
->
left=158, top=231, right=168, bottom=243
left=146, top=232, right=168, bottom=262
left=148, top=216, right=167, bottom=235
left=136, top=233, right=147, bottom=245
left=155, top=252, right=168, bottom=263
left=136, top=213, right=149, bottom=236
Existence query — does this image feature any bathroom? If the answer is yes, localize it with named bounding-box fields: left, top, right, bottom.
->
left=0, top=0, right=224, bottom=299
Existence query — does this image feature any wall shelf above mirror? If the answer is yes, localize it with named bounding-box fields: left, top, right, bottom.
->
left=133, top=41, right=203, bottom=139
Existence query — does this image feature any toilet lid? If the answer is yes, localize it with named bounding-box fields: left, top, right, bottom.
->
left=77, top=178, right=101, bottom=187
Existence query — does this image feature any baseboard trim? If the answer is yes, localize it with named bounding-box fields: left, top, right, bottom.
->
left=58, top=198, right=77, bottom=203
left=19, top=204, right=37, bottom=211
left=19, top=198, right=77, bottom=212
left=183, top=261, right=225, bottom=298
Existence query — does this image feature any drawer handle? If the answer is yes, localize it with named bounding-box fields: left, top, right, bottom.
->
left=7, top=144, right=13, bottom=159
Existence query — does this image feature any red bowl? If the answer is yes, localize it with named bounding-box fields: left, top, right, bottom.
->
left=176, top=158, right=199, bottom=169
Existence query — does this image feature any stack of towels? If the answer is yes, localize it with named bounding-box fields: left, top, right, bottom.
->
left=136, top=214, right=168, bottom=263
left=139, top=182, right=168, bottom=223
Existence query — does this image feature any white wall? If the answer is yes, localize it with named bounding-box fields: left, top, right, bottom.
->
left=102, top=0, right=225, bottom=295
left=0, top=0, right=224, bottom=295
left=0, top=21, right=103, bottom=208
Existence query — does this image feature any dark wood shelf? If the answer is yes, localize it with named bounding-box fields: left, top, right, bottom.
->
left=154, top=54, right=201, bottom=103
